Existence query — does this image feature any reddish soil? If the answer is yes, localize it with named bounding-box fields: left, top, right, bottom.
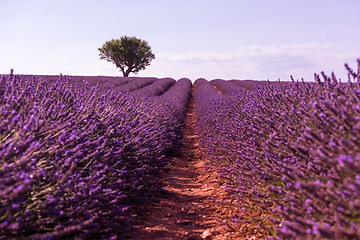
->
left=126, top=90, right=272, bottom=239
left=127, top=92, right=219, bottom=239
left=212, top=86, right=222, bottom=95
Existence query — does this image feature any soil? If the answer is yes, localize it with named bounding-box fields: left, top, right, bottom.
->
left=126, top=90, right=272, bottom=240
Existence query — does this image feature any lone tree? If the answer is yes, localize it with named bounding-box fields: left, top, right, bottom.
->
left=98, top=36, right=155, bottom=77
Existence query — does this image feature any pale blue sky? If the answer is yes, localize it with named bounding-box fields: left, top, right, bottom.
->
left=1, top=0, right=359, bottom=81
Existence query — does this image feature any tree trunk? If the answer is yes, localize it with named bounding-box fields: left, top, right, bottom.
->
left=124, top=67, right=132, bottom=77
left=119, top=66, right=126, bottom=77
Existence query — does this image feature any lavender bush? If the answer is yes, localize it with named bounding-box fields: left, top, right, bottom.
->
left=18, top=75, right=134, bottom=94
left=115, top=77, right=157, bottom=93
left=158, top=78, right=192, bottom=149
left=130, top=77, right=176, bottom=98
left=194, top=60, right=360, bottom=239
left=210, top=79, right=243, bottom=96
left=0, top=73, right=190, bottom=239
left=230, top=79, right=270, bottom=92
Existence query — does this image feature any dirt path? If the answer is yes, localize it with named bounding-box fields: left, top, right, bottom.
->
left=212, top=86, right=222, bottom=95
left=125, top=88, right=274, bottom=240
left=126, top=91, right=232, bottom=240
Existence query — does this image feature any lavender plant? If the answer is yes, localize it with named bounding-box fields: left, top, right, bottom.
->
left=130, top=77, right=176, bottom=98
left=0, top=73, right=191, bottom=239
left=230, top=79, right=270, bottom=92
left=194, top=60, right=360, bottom=239
left=115, top=77, right=157, bottom=93
left=210, top=79, right=243, bottom=96
left=158, top=78, right=192, bottom=149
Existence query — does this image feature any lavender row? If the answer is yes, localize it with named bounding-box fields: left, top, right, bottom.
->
left=194, top=60, right=360, bottom=239
left=194, top=78, right=221, bottom=101
left=229, top=79, right=270, bottom=91
left=210, top=79, right=244, bottom=96
left=114, top=77, right=157, bottom=93
left=130, top=77, right=176, bottom=98
left=211, top=79, right=283, bottom=95
left=18, top=74, right=134, bottom=94
left=0, top=74, right=188, bottom=239
left=158, top=78, right=192, bottom=142
left=68, top=75, right=134, bottom=93
left=159, top=78, right=192, bottom=102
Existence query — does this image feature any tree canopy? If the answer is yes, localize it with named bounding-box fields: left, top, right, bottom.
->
left=98, top=36, right=155, bottom=77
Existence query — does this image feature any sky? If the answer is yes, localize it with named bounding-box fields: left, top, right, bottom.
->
left=1, top=0, right=359, bottom=82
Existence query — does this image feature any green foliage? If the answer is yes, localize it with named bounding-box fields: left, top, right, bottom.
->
left=98, top=36, right=155, bottom=77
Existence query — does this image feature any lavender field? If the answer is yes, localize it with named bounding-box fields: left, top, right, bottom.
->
left=0, top=73, right=191, bottom=239
left=194, top=60, right=360, bottom=239
left=1, top=59, right=360, bottom=239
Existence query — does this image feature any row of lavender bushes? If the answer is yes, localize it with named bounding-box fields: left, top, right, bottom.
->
left=194, top=60, right=360, bottom=239
left=0, top=73, right=191, bottom=239
left=18, top=74, right=136, bottom=94
left=116, top=77, right=157, bottom=93
left=210, top=79, right=244, bottom=96
left=130, top=78, right=176, bottom=98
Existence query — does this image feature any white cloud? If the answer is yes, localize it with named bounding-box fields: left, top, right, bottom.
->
left=3, top=41, right=358, bottom=82
left=143, top=42, right=359, bottom=81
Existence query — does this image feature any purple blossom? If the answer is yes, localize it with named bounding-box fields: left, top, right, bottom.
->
left=0, top=73, right=191, bottom=239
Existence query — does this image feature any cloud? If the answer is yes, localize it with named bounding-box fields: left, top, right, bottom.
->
left=147, top=42, right=359, bottom=81
left=157, top=51, right=238, bottom=63
left=6, top=40, right=356, bottom=82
